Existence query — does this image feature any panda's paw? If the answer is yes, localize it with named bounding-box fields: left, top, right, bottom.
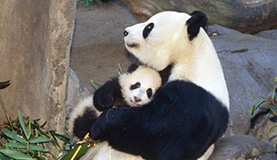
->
left=89, top=110, right=113, bottom=139
left=93, top=88, right=115, bottom=111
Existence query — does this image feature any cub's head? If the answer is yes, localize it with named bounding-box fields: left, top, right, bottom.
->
left=119, top=64, right=161, bottom=107
left=124, top=11, right=207, bottom=71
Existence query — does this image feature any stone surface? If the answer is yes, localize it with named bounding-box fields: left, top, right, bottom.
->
left=209, top=135, right=276, bottom=160
left=120, top=0, right=277, bottom=33
left=71, top=1, right=138, bottom=93
left=0, top=0, right=75, bottom=154
left=256, top=29, right=277, bottom=41
left=207, top=25, right=277, bottom=135
left=66, top=67, right=91, bottom=115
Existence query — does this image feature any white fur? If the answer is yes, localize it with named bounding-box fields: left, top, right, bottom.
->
left=68, top=96, right=101, bottom=140
left=119, top=66, right=161, bottom=107
left=124, top=11, right=229, bottom=160
left=124, top=11, right=229, bottom=110
left=73, top=11, right=229, bottom=160
left=69, top=67, right=161, bottom=160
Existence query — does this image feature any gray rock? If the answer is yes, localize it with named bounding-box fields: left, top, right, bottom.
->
left=66, top=67, right=91, bottom=115
left=120, top=0, right=277, bottom=33
left=210, top=30, right=277, bottom=135
left=208, top=24, right=240, bottom=36
left=257, top=153, right=277, bottom=160
left=209, top=135, right=276, bottom=160
left=256, top=29, right=277, bottom=41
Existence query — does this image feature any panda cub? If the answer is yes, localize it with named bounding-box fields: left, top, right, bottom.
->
left=69, top=64, right=162, bottom=140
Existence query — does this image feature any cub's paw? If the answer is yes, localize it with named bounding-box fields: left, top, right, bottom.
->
left=93, top=88, right=115, bottom=111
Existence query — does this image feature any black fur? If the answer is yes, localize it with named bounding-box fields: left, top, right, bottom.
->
left=159, top=64, right=173, bottom=85
left=73, top=107, right=98, bottom=139
left=127, top=63, right=139, bottom=73
left=90, top=80, right=229, bottom=160
left=187, top=11, right=208, bottom=40
left=93, top=77, right=122, bottom=111
left=143, top=23, right=154, bottom=39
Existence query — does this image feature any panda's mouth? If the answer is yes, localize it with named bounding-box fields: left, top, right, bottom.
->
left=127, top=43, right=139, bottom=48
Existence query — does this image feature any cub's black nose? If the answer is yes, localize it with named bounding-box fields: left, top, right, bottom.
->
left=134, top=96, right=141, bottom=102
left=123, top=30, right=128, bottom=37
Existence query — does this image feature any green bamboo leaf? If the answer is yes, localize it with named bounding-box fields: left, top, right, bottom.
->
left=29, top=144, right=48, bottom=152
left=250, top=99, right=270, bottom=116
left=29, top=136, right=52, bottom=143
left=2, top=129, right=27, bottom=143
left=5, top=141, right=27, bottom=149
left=27, top=117, right=32, bottom=140
left=60, top=143, right=92, bottom=160
left=269, top=105, right=277, bottom=111
left=269, top=124, right=277, bottom=133
left=90, top=80, right=101, bottom=90
left=18, top=111, right=29, bottom=140
left=51, top=132, right=70, bottom=142
left=0, top=153, right=10, bottom=160
left=273, top=86, right=277, bottom=103
left=118, top=64, right=125, bottom=75
left=0, top=80, right=10, bottom=89
left=0, top=149, right=32, bottom=160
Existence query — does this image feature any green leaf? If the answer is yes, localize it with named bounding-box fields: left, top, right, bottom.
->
left=60, top=143, right=92, bottom=160
left=5, top=141, right=27, bottom=149
left=18, top=111, right=29, bottom=140
left=0, top=153, right=10, bottom=160
left=29, top=144, right=48, bottom=152
left=0, top=149, right=32, bottom=160
left=90, top=80, right=101, bottom=90
left=29, top=136, right=52, bottom=143
left=118, top=64, right=125, bottom=75
left=250, top=99, right=270, bottom=117
left=273, top=85, right=277, bottom=103
left=0, top=80, right=10, bottom=89
left=274, top=76, right=277, bottom=82
left=269, top=105, right=277, bottom=111
left=2, top=129, right=27, bottom=143
left=269, top=124, right=277, bottom=133
left=27, top=117, right=32, bottom=140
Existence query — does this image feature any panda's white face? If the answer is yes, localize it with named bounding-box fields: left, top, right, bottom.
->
left=119, top=66, right=161, bottom=107
left=124, top=11, right=192, bottom=71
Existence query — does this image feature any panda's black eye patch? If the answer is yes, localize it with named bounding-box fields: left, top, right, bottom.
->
left=146, top=88, right=153, bottom=98
left=130, top=82, right=141, bottom=90
left=143, top=23, right=154, bottom=39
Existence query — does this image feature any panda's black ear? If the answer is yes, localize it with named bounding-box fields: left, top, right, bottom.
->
left=127, top=64, right=139, bottom=73
left=186, top=11, right=208, bottom=40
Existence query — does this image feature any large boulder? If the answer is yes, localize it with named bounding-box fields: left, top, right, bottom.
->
left=256, top=29, right=277, bottom=41
left=208, top=25, right=277, bottom=136
left=120, top=0, right=277, bottom=33
left=209, top=135, right=276, bottom=160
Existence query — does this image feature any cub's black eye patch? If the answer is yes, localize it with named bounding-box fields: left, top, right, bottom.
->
left=130, top=82, right=141, bottom=90
left=143, top=23, right=154, bottom=39
left=146, top=88, right=153, bottom=98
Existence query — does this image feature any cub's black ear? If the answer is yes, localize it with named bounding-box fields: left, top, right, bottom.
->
left=186, top=11, right=208, bottom=40
left=127, top=64, right=139, bottom=73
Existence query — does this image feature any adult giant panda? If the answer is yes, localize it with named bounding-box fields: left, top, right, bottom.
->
left=89, top=11, right=230, bottom=160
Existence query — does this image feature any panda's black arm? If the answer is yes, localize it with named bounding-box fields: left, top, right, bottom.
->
left=90, top=80, right=229, bottom=160
left=93, top=77, right=122, bottom=111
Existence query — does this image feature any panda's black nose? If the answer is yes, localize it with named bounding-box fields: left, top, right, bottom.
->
left=123, top=30, right=128, bottom=37
left=134, top=96, right=141, bottom=102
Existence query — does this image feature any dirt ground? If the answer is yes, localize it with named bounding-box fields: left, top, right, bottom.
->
left=70, top=0, right=139, bottom=93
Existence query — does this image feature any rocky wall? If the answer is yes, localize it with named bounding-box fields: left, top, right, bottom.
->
left=0, top=0, right=75, bottom=139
